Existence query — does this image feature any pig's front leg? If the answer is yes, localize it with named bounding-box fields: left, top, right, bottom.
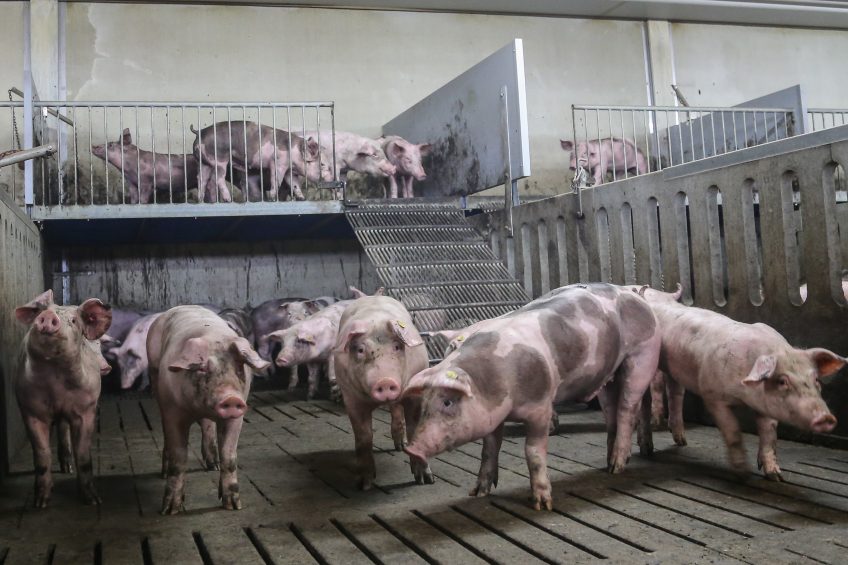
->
left=287, top=365, right=300, bottom=392
left=344, top=393, right=377, bottom=490
left=306, top=362, right=322, bottom=400
left=327, top=358, right=343, bottom=404
left=57, top=419, right=74, bottom=474
left=402, top=175, right=414, bottom=198
left=217, top=417, right=244, bottom=510
left=160, top=414, right=191, bottom=515
left=650, top=370, right=666, bottom=430
left=705, top=399, right=750, bottom=476
left=596, top=380, right=619, bottom=468
left=666, top=376, right=687, bottom=446
left=70, top=409, right=101, bottom=505
left=524, top=417, right=552, bottom=511
left=402, top=397, right=433, bottom=484
left=199, top=418, right=219, bottom=470
left=23, top=415, right=53, bottom=508
left=756, top=415, right=782, bottom=481
left=470, top=423, right=503, bottom=497
left=387, top=174, right=399, bottom=198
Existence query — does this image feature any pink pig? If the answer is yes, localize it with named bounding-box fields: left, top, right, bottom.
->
left=560, top=138, right=649, bottom=185
left=381, top=135, right=431, bottom=198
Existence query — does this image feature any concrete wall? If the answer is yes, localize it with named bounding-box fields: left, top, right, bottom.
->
left=0, top=184, right=45, bottom=476
left=58, top=239, right=381, bottom=311
left=0, top=3, right=26, bottom=202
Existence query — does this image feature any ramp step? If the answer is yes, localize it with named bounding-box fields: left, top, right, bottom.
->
left=347, top=205, right=530, bottom=361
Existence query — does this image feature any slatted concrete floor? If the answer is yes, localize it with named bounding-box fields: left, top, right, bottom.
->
left=2, top=392, right=848, bottom=564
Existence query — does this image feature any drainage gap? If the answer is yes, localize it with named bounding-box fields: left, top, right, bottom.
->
left=192, top=532, right=214, bottom=565
left=243, top=527, right=276, bottom=565
left=46, top=544, right=56, bottom=565
left=140, top=537, right=153, bottom=565
left=410, top=510, right=498, bottom=565
left=93, top=541, right=103, bottom=565
left=329, top=518, right=382, bottom=565
left=138, top=401, right=153, bottom=431
left=369, top=514, right=435, bottom=565
left=449, top=505, right=559, bottom=565
left=289, top=523, right=328, bottom=565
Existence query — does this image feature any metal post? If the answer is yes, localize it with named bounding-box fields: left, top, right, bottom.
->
left=500, top=85, right=515, bottom=237
left=23, top=4, right=34, bottom=213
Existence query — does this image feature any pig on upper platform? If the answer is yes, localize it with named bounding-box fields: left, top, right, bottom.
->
left=402, top=283, right=661, bottom=510
left=14, top=290, right=112, bottom=507
left=146, top=305, right=268, bottom=514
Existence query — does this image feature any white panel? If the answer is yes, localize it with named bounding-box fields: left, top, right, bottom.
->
left=383, top=39, right=530, bottom=197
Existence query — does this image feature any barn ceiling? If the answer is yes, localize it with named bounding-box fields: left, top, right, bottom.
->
left=83, top=1, right=848, bottom=30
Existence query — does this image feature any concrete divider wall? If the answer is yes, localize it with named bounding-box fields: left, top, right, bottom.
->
left=0, top=192, right=45, bottom=476
left=470, top=127, right=848, bottom=438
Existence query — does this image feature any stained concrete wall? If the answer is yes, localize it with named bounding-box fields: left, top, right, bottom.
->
left=0, top=186, right=46, bottom=476
left=0, top=3, right=26, bottom=202
left=58, top=239, right=381, bottom=312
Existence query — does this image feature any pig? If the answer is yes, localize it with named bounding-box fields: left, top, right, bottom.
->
left=108, top=313, right=162, bottom=390
left=192, top=122, right=333, bottom=203
left=146, top=305, right=269, bottom=514
left=91, top=129, right=198, bottom=204
left=218, top=308, right=254, bottom=344
left=560, top=138, right=649, bottom=185
left=636, top=284, right=843, bottom=480
left=304, top=131, right=396, bottom=182
left=250, top=297, right=310, bottom=373
left=402, top=283, right=661, bottom=510
left=14, top=289, right=112, bottom=507
left=268, top=300, right=354, bottom=399
left=333, top=296, right=432, bottom=489
left=380, top=135, right=431, bottom=198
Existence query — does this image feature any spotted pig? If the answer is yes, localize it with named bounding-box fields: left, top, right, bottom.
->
left=403, top=283, right=661, bottom=510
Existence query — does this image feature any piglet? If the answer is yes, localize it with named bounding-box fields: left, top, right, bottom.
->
left=403, top=284, right=661, bottom=510
left=637, top=285, right=843, bottom=480
left=14, top=289, right=112, bottom=507
left=146, top=305, right=268, bottom=514
left=381, top=135, right=431, bottom=198
left=333, top=296, right=432, bottom=489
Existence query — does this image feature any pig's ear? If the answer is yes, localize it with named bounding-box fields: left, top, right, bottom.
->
left=231, top=337, right=270, bottom=372
left=305, top=137, right=320, bottom=159
left=304, top=300, right=322, bottom=313
left=671, top=283, right=684, bottom=301
left=404, top=368, right=473, bottom=398
left=742, top=355, right=777, bottom=386
left=121, top=128, right=132, bottom=145
left=374, top=286, right=385, bottom=296
left=336, top=320, right=368, bottom=352
left=418, top=143, right=432, bottom=156
left=389, top=319, right=422, bottom=347
left=807, top=348, right=847, bottom=378
left=430, top=329, right=461, bottom=341
left=348, top=286, right=367, bottom=299
left=560, top=140, right=574, bottom=151
left=14, top=290, right=54, bottom=324
left=296, top=329, right=317, bottom=345
left=388, top=140, right=405, bottom=159
left=266, top=330, right=284, bottom=344
left=168, top=337, right=210, bottom=372
left=79, top=298, right=113, bottom=340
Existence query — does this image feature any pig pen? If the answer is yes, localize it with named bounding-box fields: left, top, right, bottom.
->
left=3, top=132, right=848, bottom=565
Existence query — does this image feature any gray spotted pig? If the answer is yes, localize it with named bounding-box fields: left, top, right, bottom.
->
left=402, top=283, right=661, bottom=510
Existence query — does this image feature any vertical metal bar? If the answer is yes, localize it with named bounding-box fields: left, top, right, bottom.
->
left=301, top=105, right=307, bottom=193
left=226, top=107, right=233, bottom=201
left=272, top=108, right=278, bottom=202
left=166, top=105, right=172, bottom=203
left=241, top=105, right=247, bottom=201
left=595, top=109, right=601, bottom=182
left=119, top=105, right=125, bottom=203
left=608, top=109, right=616, bottom=182
left=667, top=111, right=676, bottom=167
left=630, top=110, right=639, bottom=173
left=72, top=107, right=78, bottom=205
left=784, top=111, right=790, bottom=139
left=181, top=105, right=187, bottom=201
left=56, top=105, right=62, bottom=204
left=732, top=110, right=739, bottom=151
left=287, top=109, right=293, bottom=200
left=330, top=103, right=338, bottom=189
left=197, top=105, right=202, bottom=203
left=103, top=106, right=109, bottom=201
left=571, top=105, right=582, bottom=213
left=213, top=109, right=219, bottom=203
left=752, top=111, right=759, bottom=147
left=40, top=109, right=46, bottom=204
left=501, top=85, right=515, bottom=235
left=708, top=111, right=715, bottom=158
left=720, top=110, right=727, bottom=154
left=257, top=105, right=263, bottom=203
left=150, top=106, right=156, bottom=202
left=88, top=108, right=93, bottom=205
left=687, top=110, right=696, bottom=162
left=620, top=109, right=627, bottom=177
left=315, top=105, right=322, bottom=199
left=23, top=4, right=34, bottom=211
left=135, top=106, right=140, bottom=205
left=742, top=110, right=748, bottom=150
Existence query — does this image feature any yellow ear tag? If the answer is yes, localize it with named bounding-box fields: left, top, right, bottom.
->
left=397, top=320, right=406, bottom=329
left=456, top=335, right=465, bottom=342
left=446, top=370, right=458, bottom=380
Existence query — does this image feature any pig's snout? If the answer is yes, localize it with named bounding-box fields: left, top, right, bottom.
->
left=35, top=311, right=61, bottom=335
left=811, top=413, right=837, bottom=433
left=381, top=162, right=397, bottom=177
left=371, top=378, right=401, bottom=402
left=215, top=396, right=247, bottom=419
left=275, top=354, right=291, bottom=367
left=414, top=171, right=427, bottom=181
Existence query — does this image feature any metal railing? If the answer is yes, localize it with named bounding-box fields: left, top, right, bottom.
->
left=568, top=104, right=796, bottom=186
left=0, top=99, right=342, bottom=214
left=808, top=108, right=848, bottom=132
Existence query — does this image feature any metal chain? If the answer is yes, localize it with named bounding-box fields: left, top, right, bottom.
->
left=8, top=89, right=22, bottom=150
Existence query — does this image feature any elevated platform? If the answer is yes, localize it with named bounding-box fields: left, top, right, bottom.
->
left=2, top=391, right=847, bottom=564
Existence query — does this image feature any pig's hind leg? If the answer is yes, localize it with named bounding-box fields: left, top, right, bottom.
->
left=57, top=419, right=74, bottom=474
left=23, top=415, right=53, bottom=508
left=705, top=399, right=750, bottom=476
left=389, top=402, right=406, bottom=450
left=524, top=416, right=553, bottom=511
left=306, top=362, right=322, bottom=400
left=470, top=422, right=503, bottom=497
left=665, top=375, right=687, bottom=446
left=199, top=418, right=220, bottom=470
left=403, top=397, right=434, bottom=485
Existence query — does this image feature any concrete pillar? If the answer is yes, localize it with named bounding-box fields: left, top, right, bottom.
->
left=645, top=20, right=676, bottom=107
left=29, top=0, right=59, bottom=101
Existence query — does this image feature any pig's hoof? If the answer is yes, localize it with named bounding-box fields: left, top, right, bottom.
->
left=222, top=493, right=242, bottom=510
left=764, top=471, right=784, bottom=482
left=468, top=482, right=495, bottom=497
left=358, top=477, right=374, bottom=491
left=34, top=492, right=50, bottom=509
left=307, top=389, right=318, bottom=400
left=548, top=413, right=560, bottom=435
left=651, top=417, right=667, bottom=431
left=638, top=441, right=654, bottom=457
left=394, top=439, right=406, bottom=452
left=532, top=493, right=553, bottom=511
left=607, top=456, right=629, bottom=474
left=411, top=461, right=434, bottom=485
left=204, top=460, right=220, bottom=471
left=672, top=434, right=687, bottom=446
left=81, top=486, right=102, bottom=506
left=160, top=496, right=186, bottom=515
left=60, top=462, right=74, bottom=474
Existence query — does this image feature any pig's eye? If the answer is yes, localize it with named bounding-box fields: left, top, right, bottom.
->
left=356, top=346, right=366, bottom=355
left=393, top=343, right=402, bottom=352
left=442, top=398, right=454, bottom=408
left=776, top=375, right=790, bottom=389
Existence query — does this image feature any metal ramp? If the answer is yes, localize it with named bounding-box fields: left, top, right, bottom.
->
left=346, top=203, right=529, bottom=360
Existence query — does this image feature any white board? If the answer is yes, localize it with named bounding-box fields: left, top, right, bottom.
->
left=383, top=39, right=530, bottom=197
